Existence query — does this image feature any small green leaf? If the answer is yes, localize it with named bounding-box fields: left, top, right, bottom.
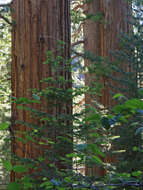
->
left=24, top=182, right=33, bottom=190
left=92, top=155, right=103, bottom=164
left=0, top=122, right=9, bottom=130
left=57, top=188, right=66, bottom=190
left=38, top=156, right=45, bottom=162
left=8, top=182, right=21, bottom=190
left=16, top=97, right=40, bottom=104
left=49, top=164, right=55, bottom=168
left=39, top=142, right=45, bottom=145
left=132, top=171, right=142, bottom=177
left=40, top=181, right=53, bottom=189
left=13, top=165, right=28, bottom=173
left=25, top=135, right=35, bottom=142
left=64, top=177, right=72, bottom=183
left=133, top=146, right=138, bottom=151
left=3, top=160, right=13, bottom=171
left=113, top=93, right=124, bottom=99
left=66, top=153, right=77, bottom=158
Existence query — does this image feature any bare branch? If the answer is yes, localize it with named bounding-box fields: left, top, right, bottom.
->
left=72, top=40, right=85, bottom=47
left=0, top=14, right=12, bottom=25
left=72, top=50, right=84, bottom=57
left=72, top=55, right=79, bottom=60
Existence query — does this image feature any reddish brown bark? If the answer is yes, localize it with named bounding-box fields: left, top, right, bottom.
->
left=84, top=0, right=131, bottom=176
left=11, top=0, right=71, bottom=181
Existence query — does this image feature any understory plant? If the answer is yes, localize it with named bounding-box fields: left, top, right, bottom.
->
left=5, top=49, right=109, bottom=190
left=2, top=1, right=143, bottom=190
left=107, top=7, right=143, bottom=174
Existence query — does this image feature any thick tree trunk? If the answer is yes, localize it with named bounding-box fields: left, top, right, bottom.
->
left=11, top=0, right=71, bottom=181
left=84, top=0, right=131, bottom=176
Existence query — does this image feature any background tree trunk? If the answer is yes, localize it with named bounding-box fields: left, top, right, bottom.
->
left=84, top=0, right=131, bottom=176
left=11, top=0, right=71, bottom=181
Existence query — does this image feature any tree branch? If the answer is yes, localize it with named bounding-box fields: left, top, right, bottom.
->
left=72, top=50, right=84, bottom=57
left=0, top=14, right=12, bottom=25
left=72, top=40, right=85, bottom=47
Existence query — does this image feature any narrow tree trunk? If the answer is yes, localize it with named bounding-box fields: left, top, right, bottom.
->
left=11, top=0, right=71, bottom=181
left=84, top=0, right=131, bottom=176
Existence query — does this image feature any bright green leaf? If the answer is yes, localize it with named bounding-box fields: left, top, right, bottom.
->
left=3, top=160, right=13, bottom=171
left=92, top=155, right=103, bottom=164
left=132, top=171, right=142, bottom=177
left=0, top=122, right=9, bottom=130
left=13, top=165, right=28, bottom=173
left=8, top=182, right=21, bottom=190
left=113, top=93, right=124, bottom=99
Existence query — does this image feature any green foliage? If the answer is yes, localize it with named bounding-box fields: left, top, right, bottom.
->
left=3, top=160, right=12, bottom=171
left=8, top=182, right=21, bottom=190
left=6, top=43, right=110, bottom=189
left=1, top=0, right=143, bottom=189
left=0, top=122, right=9, bottom=130
left=98, top=8, right=143, bottom=183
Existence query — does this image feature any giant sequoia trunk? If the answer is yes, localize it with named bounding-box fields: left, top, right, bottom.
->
left=84, top=0, right=131, bottom=176
left=11, top=0, right=71, bottom=181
